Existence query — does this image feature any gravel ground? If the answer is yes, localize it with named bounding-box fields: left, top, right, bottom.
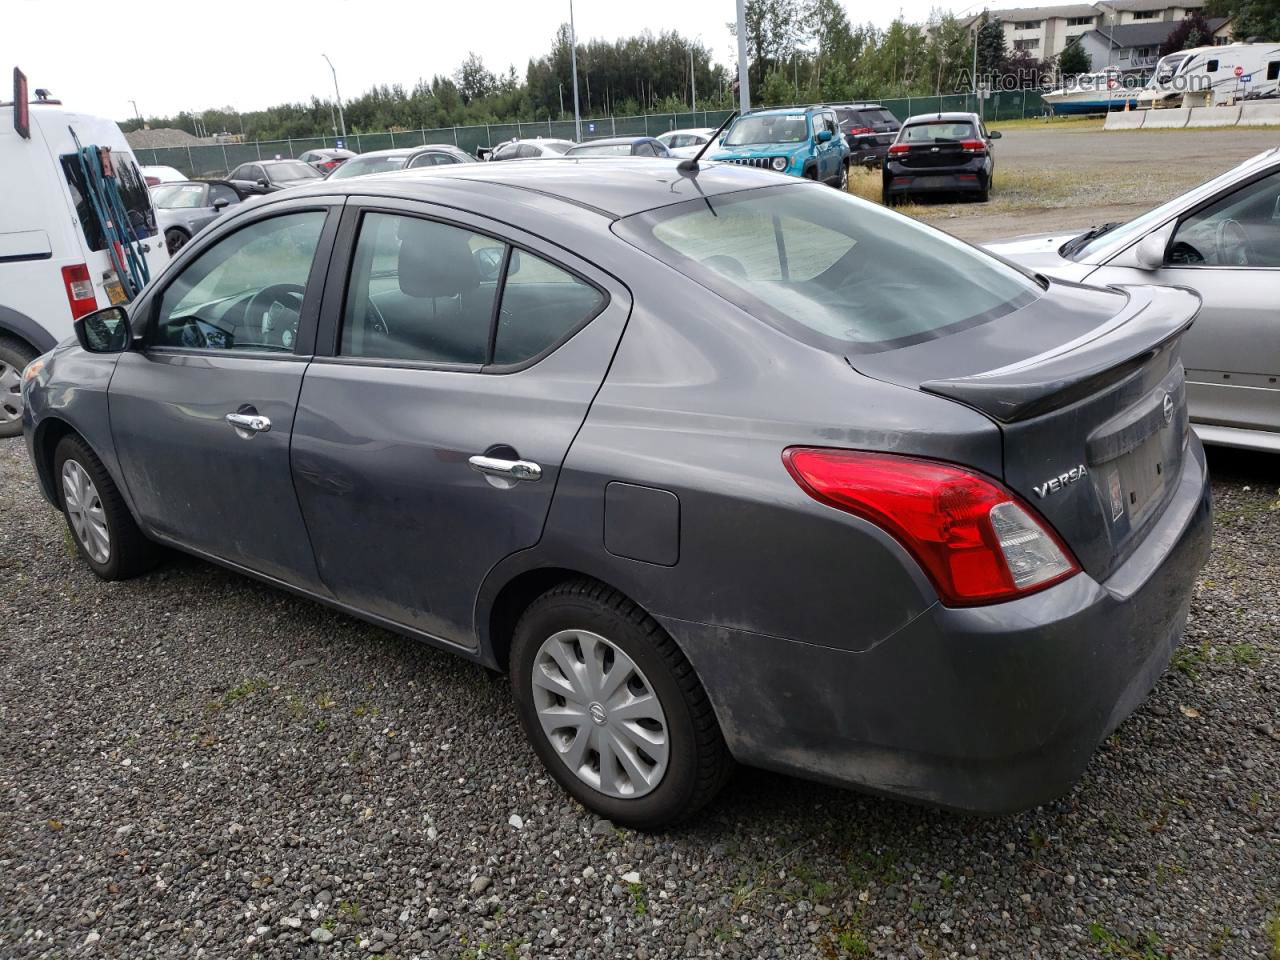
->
left=1, top=434, right=1277, bottom=960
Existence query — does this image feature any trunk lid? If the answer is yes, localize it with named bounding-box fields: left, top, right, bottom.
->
left=898, top=141, right=970, bottom=168
left=849, top=282, right=1200, bottom=582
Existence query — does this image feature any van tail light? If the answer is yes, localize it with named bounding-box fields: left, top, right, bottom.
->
left=960, top=139, right=988, bottom=155
left=61, top=264, right=98, bottom=319
left=783, top=448, right=1079, bottom=606
left=888, top=143, right=910, bottom=156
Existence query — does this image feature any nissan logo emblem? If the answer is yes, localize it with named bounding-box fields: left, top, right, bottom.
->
left=1162, top=392, right=1174, bottom=424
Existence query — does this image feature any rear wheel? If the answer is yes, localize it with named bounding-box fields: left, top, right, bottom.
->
left=165, top=228, right=190, bottom=255
left=510, top=579, right=731, bottom=829
left=53, top=435, right=159, bottom=580
left=0, top=336, right=37, bottom=439
left=835, top=161, right=849, bottom=191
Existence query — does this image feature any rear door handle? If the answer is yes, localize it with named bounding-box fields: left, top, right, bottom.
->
left=468, top=455, right=542, bottom=482
left=225, top=412, right=271, bottom=434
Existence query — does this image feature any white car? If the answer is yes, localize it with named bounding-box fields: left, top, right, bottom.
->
left=0, top=95, right=169, bottom=436
left=656, top=128, right=720, bottom=159
left=140, top=164, right=187, bottom=186
left=988, top=147, right=1280, bottom=453
left=486, top=139, right=576, bottom=161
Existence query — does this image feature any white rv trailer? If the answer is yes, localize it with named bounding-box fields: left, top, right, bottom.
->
left=1137, top=42, right=1280, bottom=108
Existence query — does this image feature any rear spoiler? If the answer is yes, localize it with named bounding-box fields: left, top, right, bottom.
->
left=920, top=285, right=1201, bottom=423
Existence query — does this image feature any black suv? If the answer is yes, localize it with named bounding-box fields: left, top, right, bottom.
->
left=829, top=103, right=901, bottom=167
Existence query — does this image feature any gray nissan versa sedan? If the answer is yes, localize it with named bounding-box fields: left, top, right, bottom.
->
left=20, top=159, right=1212, bottom=828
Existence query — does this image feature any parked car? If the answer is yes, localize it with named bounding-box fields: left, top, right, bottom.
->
left=656, top=127, right=720, bottom=159
left=227, top=159, right=324, bottom=195
left=21, top=160, right=1211, bottom=828
left=987, top=146, right=1280, bottom=453
left=0, top=94, right=167, bottom=438
left=297, top=148, right=355, bottom=174
left=140, top=164, right=187, bottom=186
left=563, top=137, right=672, bottom=158
left=829, top=102, right=901, bottom=167
left=326, top=145, right=476, bottom=180
left=150, top=180, right=245, bottom=254
left=883, top=112, right=1001, bottom=204
left=712, top=106, right=850, bottom=188
left=486, top=138, right=576, bottom=161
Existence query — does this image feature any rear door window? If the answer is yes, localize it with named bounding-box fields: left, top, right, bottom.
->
left=60, top=152, right=157, bottom=251
left=494, top=252, right=605, bottom=364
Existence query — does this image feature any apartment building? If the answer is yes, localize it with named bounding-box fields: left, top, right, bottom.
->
left=963, top=0, right=1220, bottom=62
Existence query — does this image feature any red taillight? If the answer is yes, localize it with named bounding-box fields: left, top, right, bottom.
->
left=847, top=126, right=873, bottom=136
left=320, top=160, right=338, bottom=170
left=144, top=175, right=160, bottom=186
left=783, top=448, right=1079, bottom=606
left=960, top=139, right=987, bottom=155
left=888, top=143, right=909, bottom=156
left=61, top=264, right=97, bottom=320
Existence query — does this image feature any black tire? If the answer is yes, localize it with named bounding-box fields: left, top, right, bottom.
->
left=0, top=336, right=37, bottom=439
left=834, top=161, right=849, bottom=191
left=53, top=434, right=159, bottom=580
left=165, top=228, right=190, bottom=256
left=510, top=578, right=731, bottom=829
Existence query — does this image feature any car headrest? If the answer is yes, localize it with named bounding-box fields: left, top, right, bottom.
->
left=397, top=218, right=479, bottom=299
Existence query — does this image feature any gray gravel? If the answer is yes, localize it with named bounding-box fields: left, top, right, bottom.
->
left=1, top=436, right=1277, bottom=959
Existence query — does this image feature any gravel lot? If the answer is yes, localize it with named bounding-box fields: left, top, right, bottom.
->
left=2, top=426, right=1278, bottom=960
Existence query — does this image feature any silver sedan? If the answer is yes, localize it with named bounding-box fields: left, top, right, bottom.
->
left=988, top=147, right=1280, bottom=453
left=151, top=181, right=245, bottom=255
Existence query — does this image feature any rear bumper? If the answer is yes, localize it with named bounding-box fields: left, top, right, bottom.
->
left=884, top=170, right=988, bottom=195
left=664, top=438, right=1212, bottom=814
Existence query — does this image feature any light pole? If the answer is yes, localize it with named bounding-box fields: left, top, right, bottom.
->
left=129, top=99, right=143, bottom=127
left=735, top=0, right=751, bottom=112
left=569, top=0, right=582, bottom=141
left=321, top=53, right=347, bottom=140
left=689, top=41, right=697, bottom=111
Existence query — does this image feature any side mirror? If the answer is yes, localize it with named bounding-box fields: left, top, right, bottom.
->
left=816, top=129, right=833, bottom=143
left=988, top=130, right=1003, bottom=139
left=257, top=178, right=269, bottom=188
left=212, top=197, right=230, bottom=211
left=1113, top=220, right=1178, bottom=271
left=74, top=306, right=132, bottom=354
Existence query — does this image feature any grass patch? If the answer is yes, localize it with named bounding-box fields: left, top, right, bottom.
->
left=1088, top=921, right=1166, bottom=959
left=627, top=881, right=648, bottom=917
left=1266, top=907, right=1280, bottom=960
left=209, top=677, right=268, bottom=711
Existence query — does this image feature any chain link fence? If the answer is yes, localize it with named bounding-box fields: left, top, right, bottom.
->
left=134, top=94, right=1047, bottom=178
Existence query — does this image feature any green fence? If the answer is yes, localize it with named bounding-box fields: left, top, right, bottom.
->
left=134, top=95, right=1046, bottom=178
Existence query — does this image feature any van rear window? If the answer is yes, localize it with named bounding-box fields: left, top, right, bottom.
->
left=60, top=153, right=158, bottom=252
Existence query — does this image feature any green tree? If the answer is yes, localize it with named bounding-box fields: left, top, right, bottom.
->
left=976, top=14, right=1009, bottom=80
left=1205, top=0, right=1280, bottom=40
left=1058, top=40, right=1091, bottom=76
left=1159, top=13, right=1215, bottom=56
left=455, top=53, right=497, bottom=104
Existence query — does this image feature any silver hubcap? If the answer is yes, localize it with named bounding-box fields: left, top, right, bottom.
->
left=531, top=629, right=669, bottom=799
left=61, top=460, right=110, bottom=564
left=0, top=361, right=21, bottom=423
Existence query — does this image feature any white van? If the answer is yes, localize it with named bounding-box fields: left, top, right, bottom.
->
left=1138, top=43, right=1280, bottom=108
left=0, top=90, right=169, bottom=436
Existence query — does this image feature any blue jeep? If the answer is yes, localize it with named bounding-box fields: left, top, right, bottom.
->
left=711, top=106, right=851, bottom=188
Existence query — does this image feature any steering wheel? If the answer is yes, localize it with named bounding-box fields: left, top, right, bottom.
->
left=245, top=283, right=306, bottom=349
left=1214, top=218, right=1253, bottom=266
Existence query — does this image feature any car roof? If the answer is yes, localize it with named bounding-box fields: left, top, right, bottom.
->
left=571, top=136, right=656, bottom=146
left=902, top=112, right=981, bottom=124
left=745, top=106, right=821, bottom=116
left=828, top=103, right=887, bottom=110
left=285, top=156, right=794, bottom=219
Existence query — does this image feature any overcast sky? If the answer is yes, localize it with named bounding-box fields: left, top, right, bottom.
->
left=10, top=0, right=970, bottom=121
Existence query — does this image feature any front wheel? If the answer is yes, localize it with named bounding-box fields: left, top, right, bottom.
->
left=165, top=228, right=190, bottom=256
left=510, top=579, right=731, bottom=829
left=54, top=435, right=159, bottom=580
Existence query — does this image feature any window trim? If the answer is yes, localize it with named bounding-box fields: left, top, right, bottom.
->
left=1159, top=165, right=1280, bottom=272
left=320, top=200, right=612, bottom=375
left=138, top=199, right=342, bottom=359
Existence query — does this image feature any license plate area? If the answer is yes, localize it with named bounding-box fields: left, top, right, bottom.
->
left=105, top=280, right=128, bottom=305
left=1112, top=432, right=1170, bottom=523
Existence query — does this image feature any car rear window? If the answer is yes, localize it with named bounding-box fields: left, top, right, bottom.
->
left=150, top=183, right=205, bottom=209
left=568, top=143, right=634, bottom=157
left=613, top=184, right=1040, bottom=353
left=60, top=153, right=158, bottom=251
left=270, top=161, right=323, bottom=181
left=901, top=121, right=976, bottom=142
left=329, top=155, right=410, bottom=179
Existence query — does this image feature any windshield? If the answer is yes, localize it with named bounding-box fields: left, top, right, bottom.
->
left=838, top=108, right=896, bottom=128
left=328, top=155, right=410, bottom=179
left=614, top=185, right=1040, bottom=352
left=724, top=114, right=808, bottom=146
left=901, top=121, right=975, bottom=143
left=568, top=143, right=634, bottom=156
left=270, top=161, right=322, bottom=181
left=1067, top=155, right=1274, bottom=260
left=150, top=183, right=206, bottom=208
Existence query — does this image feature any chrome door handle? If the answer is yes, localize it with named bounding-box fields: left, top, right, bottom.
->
left=468, top=455, right=542, bottom=482
left=225, top=412, right=271, bottom=433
